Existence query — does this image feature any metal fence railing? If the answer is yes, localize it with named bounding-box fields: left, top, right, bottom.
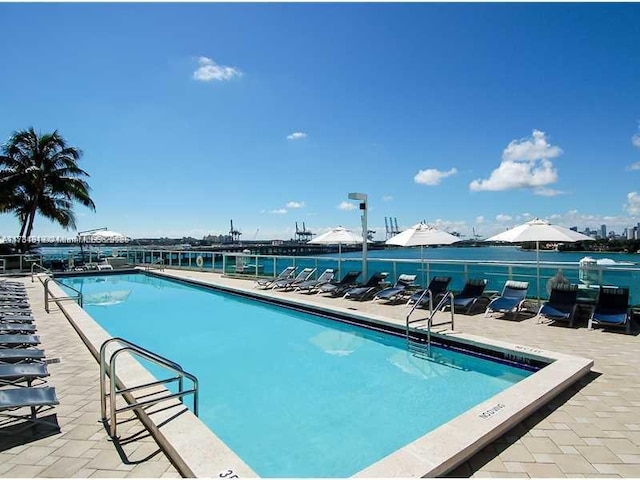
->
left=3, top=249, right=640, bottom=305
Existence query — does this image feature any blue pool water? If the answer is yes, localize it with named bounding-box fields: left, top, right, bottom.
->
left=62, top=273, right=534, bottom=478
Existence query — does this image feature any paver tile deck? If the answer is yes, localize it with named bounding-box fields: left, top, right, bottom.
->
left=2, top=269, right=639, bottom=478
left=0, top=278, right=179, bottom=478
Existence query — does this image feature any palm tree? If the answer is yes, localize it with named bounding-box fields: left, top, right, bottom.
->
left=0, top=128, right=96, bottom=250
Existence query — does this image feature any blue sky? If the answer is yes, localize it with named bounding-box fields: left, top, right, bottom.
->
left=1, top=3, right=639, bottom=241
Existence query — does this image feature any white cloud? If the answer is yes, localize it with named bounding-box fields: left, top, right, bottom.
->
left=534, top=187, right=565, bottom=197
left=337, top=201, right=356, bottom=211
left=470, top=130, right=562, bottom=192
left=382, top=195, right=393, bottom=202
left=502, top=129, right=563, bottom=162
left=627, top=161, right=640, bottom=171
left=632, top=133, right=640, bottom=148
left=286, top=201, right=305, bottom=209
left=414, top=167, right=457, bottom=186
left=287, top=132, right=307, bottom=141
left=269, top=208, right=288, bottom=214
left=193, top=56, right=242, bottom=82
left=496, top=214, right=513, bottom=222
left=624, top=192, right=640, bottom=216
left=476, top=216, right=485, bottom=224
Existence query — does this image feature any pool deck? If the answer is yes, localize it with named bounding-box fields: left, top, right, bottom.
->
left=2, top=269, right=640, bottom=478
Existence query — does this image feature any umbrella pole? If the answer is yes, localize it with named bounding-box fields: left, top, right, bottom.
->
left=536, top=240, right=541, bottom=308
left=338, top=243, right=342, bottom=279
left=421, top=245, right=425, bottom=286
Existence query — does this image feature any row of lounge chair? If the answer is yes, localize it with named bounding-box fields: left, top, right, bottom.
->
left=252, top=267, right=634, bottom=333
left=254, top=267, right=391, bottom=300
left=0, top=280, right=60, bottom=433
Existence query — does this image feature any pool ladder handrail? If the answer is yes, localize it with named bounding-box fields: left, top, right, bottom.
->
left=406, top=290, right=455, bottom=357
left=143, top=258, right=165, bottom=271
left=99, top=337, right=199, bottom=438
left=31, top=262, right=52, bottom=283
left=43, top=277, right=83, bottom=313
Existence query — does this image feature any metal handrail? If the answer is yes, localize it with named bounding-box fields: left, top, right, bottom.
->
left=405, top=290, right=455, bottom=357
left=143, top=258, right=165, bottom=271
left=43, top=277, right=83, bottom=313
left=99, top=337, right=198, bottom=438
left=31, top=262, right=52, bottom=282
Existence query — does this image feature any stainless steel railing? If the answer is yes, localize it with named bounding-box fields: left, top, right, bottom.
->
left=43, top=277, right=83, bottom=313
left=406, top=290, right=455, bottom=358
left=99, top=337, right=198, bottom=438
left=31, top=262, right=52, bottom=282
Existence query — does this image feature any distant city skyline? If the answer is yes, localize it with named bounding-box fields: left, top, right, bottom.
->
left=1, top=3, right=639, bottom=241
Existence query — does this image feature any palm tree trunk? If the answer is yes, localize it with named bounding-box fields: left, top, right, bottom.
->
left=24, top=205, right=37, bottom=245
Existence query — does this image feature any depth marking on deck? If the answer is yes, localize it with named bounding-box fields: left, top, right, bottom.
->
left=479, top=403, right=506, bottom=419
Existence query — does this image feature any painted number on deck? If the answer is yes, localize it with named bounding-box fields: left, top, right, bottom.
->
left=219, top=469, right=239, bottom=478
left=479, top=403, right=506, bottom=419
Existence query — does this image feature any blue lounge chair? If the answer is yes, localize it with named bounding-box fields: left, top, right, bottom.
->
left=0, top=314, right=34, bottom=323
left=0, top=323, right=37, bottom=334
left=406, top=276, right=452, bottom=310
left=588, top=287, right=631, bottom=334
left=0, top=386, right=59, bottom=431
left=0, top=349, right=46, bottom=364
left=440, top=278, right=488, bottom=314
left=272, top=268, right=316, bottom=291
left=537, top=283, right=579, bottom=327
left=319, top=271, right=362, bottom=296
left=294, top=269, right=335, bottom=293
left=254, top=266, right=297, bottom=289
left=343, top=272, right=389, bottom=301
left=373, top=274, right=418, bottom=303
left=0, top=334, right=40, bottom=348
left=0, top=363, right=49, bottom=387
left=484, top=281, right=529, bottom=317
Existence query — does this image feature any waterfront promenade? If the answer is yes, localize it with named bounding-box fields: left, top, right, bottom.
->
left=1, top=270, right=640, bottom=478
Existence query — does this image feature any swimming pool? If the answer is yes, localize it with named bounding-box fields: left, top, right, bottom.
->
left=61, top=272, right=537, bottom=477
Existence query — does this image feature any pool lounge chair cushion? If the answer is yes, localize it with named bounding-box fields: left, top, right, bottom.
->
left=407, top=276, right=452, bottom=309
left=485, top=280, right=530, bottom=317
left=588, top=287, right=631, bottom=334
left=441, top=278, right=488, bottom=314
left=537, top=283, right=579, bottom=327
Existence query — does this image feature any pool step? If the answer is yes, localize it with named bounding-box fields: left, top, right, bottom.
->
left=407, top=336, right=432, bottom=359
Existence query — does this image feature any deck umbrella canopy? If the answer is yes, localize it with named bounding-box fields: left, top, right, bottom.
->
left=77, top=229, right=130, bottom=244
left=308, top=227, right=364, bottom=279
left=76, top=228, right=130, bottom=265
left=385, top=222, right=460, bottom=285
left=485, top=218, right=594, bottom=304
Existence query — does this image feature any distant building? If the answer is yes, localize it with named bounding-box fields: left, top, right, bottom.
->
left=627, top=227, right=635, bottom=240
left=570, top=226, right=578, bottom=232
left=600, top=225, right=607, bottom=239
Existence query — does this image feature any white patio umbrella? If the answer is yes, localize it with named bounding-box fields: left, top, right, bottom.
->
left=385, top=222, right=460, bottom=285
left=77, top=229, right=130, bottom=264
left=308, top=227, right=364, bottom=278
left=78, top=230, right=130, bottom=243
left=485, top=218, right=594, bottom=304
